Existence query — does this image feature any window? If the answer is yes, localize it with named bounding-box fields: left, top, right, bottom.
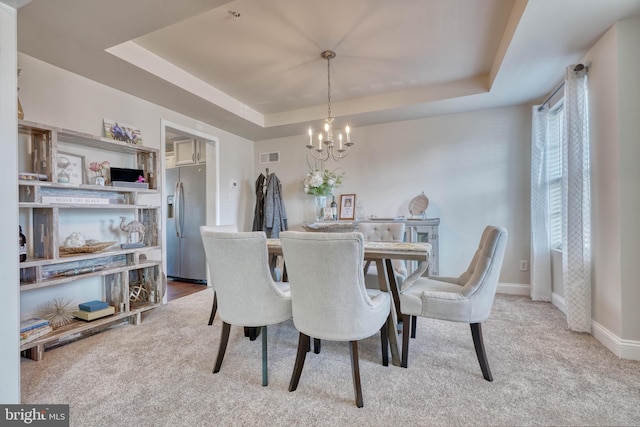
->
left=547, top=103, right=564, bottom=249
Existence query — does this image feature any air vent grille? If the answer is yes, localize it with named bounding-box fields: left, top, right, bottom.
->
left=259, top=151, right=280, bottom=164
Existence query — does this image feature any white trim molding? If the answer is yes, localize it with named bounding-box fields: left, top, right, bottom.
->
left=497, top=282, right=530, bottom=296
left=592, top=321, right=640, bottom=361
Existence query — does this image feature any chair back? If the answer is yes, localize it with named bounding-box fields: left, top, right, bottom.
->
left=458, top=226, right=508, bottom=315
left=280, top=231, right=390, bottom=341
left=358, top=222, right=407, bottom=277
left=200, top=226, right=291, bottom=326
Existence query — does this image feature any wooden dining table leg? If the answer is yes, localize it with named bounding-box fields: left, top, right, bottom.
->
left=384, top=258, right=402, bottom=321
left=375, top=259, right=401, bottom=366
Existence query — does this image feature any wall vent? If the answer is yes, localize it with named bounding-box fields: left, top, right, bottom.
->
left=259, top=151, right=280, bottom=164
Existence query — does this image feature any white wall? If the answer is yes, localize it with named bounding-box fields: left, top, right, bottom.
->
left=584, top=24, right=623, bottom=337
left=255, top=105, right=532, bottom=284
left=0, top=2, right=20, bottom=404
left=583, top=15, right=640, bottom=348
left=616, top=17, right=640, bottom=344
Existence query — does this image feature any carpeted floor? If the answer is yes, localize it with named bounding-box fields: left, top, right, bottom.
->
left=21, top=289, right=640, bottom=426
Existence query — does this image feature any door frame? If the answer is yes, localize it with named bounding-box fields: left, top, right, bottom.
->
left=161, top=119, right=220, bottom=297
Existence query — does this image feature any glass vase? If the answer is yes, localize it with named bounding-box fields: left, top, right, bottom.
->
left=314, top=195, right=327, bottom=222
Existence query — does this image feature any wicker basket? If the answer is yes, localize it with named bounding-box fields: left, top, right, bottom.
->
left=59, top=241, right=117, bottom=255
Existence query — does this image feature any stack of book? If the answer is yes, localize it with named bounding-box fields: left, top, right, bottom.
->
left=20, top=318, right=52, bottom=344
left=73, top=300, right=115, bottom=321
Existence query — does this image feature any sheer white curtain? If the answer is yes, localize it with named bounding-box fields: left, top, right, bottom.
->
left=562, top=65, right=591, bottom=332
left=530, top=104, right=553, bottom=301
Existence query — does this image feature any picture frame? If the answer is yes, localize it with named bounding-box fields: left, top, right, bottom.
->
left=103, top=119, right=143, bottom=145
left=56, top=152, right=85, bottom=185
left=339, top=194, right=356, bottom=220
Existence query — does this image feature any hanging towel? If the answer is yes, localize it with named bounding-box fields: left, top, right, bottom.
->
left=252, top=173, right=266, bottom=231
left=263, top=173, right=287, bottom=238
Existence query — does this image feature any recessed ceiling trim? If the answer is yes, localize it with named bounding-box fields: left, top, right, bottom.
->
left=265, top=75, right=489, bottom=128
left=106, top=41, right=265, bottom=127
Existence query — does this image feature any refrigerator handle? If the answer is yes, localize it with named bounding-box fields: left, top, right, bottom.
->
left=175, top=181, right=183, bottom=238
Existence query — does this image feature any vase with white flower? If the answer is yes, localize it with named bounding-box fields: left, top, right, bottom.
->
left=304, top=159, right=344, bottom=221
left=89, top=161, right=110, bottom=186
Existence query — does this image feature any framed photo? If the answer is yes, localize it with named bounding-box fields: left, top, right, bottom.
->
left=56, top=152, right=85, bottom=185
left=339, top=194, right=356, bottom=220
left=103, top=119, right=143, bottom=145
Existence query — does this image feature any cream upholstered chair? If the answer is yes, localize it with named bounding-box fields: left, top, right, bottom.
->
left=205, top=224, right=238, bottom=326
left=357, top=222, right=407, bottom=290
left=200, top=227, right=292, bottom=386
left=280, top=231, right=390, bottom=408
left=399, top=225, right=508, bottom=382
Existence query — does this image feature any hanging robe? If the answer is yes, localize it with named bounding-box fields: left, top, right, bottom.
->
left=252, top=173, right=266, bottom=231
left=263, top=173, right=287, bottom=238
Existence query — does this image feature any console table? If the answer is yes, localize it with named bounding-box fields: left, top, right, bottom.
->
left=303, top=218, right=440, bottom=276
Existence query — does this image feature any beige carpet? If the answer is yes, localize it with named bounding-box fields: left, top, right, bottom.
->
left=21, top=289, right=640, bottom=426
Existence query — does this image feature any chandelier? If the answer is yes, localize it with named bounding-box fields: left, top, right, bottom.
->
left=306, top=50, right=354, bottom=161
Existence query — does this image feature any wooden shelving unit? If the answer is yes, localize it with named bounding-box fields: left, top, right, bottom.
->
left=18, top=120, right=164, bottom=361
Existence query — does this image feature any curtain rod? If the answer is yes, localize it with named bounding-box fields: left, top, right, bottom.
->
left=537, top=63, right=589, bottom=111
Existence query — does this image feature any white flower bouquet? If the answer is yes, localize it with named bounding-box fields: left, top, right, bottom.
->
left=303, top=159, right=345, bottom=196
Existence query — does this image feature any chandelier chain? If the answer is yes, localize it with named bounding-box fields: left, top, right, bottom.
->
left=327, top=54, right=332, bottom=119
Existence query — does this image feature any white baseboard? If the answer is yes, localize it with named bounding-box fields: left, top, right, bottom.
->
left=499, top=287, right=640, bottom=360
left=592, top=320, right=640, bottom=361
left=550, top=293, right=640, bottom=360
left=497, top=282, right=530, bottom=296
left=552, top=292, right=566, bottom=314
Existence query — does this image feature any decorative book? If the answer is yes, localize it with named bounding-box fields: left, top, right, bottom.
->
left=21, top=325, right=53, bottom=343
left=20, top=317, right=50, bottom=333
left=79, top=300, right=109, bottom=312
left=73, top=306, right=115, bottom=321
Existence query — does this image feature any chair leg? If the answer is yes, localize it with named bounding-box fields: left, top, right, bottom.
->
left=411, top=315, right=417, bottom=338
left=401, top=313, right=411, bottom=368
left=213, top=321, right=231, bottom=374
left=470, top=323, right=493, bottom=382
left=261, top=325, right=268, bottom=386
left=289, top=333, right=310, bottom=392
left=380, top=323, right=388, bottom=367
left=208, top=292, right=217, bottom=325
left=349, top=341, right=364, bottom=408
left=313, top=338, right=321, bottom=354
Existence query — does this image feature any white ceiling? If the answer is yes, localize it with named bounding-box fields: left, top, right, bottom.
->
left=15, top=0, right=640, bottom=141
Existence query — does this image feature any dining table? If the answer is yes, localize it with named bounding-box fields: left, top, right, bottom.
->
left=267, top=238, right=431, bottom=366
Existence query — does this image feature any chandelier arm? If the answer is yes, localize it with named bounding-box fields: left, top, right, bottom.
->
left=309, top=149, right=329, bottom=162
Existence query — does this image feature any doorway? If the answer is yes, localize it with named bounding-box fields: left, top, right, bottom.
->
left=161, top=120, right=219, bottom=292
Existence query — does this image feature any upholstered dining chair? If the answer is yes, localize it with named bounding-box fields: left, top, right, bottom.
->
left=399, top=225, right=508, bottom=382
left=357, top=222, right=407, bottom=290
left=280, top=231, right=391, bottom=408
left=205, top=224, right=238, bottom=326
left=200, top=226, right=292, bottom=386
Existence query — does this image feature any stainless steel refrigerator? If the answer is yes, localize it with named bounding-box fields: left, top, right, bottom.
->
left=166, top=165, right=207, bottom=283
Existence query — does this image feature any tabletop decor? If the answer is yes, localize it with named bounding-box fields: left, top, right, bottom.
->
left=89, top=160, right=110, bottom=186
left=57, top=152, right=85, bottom=185
left=304, top=159, right=344, bottom=221
left=37, top=297, right=75, bottom=329
left=339, top=194, right=356, bottom=220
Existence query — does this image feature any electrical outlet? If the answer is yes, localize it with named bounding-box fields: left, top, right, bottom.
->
left=519, top=260, right=528, bottom=272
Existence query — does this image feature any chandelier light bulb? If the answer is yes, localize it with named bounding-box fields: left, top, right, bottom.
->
left=307, top=127, right=314, bottom=148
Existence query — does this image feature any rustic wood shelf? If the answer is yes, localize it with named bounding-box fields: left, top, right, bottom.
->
left=18, top=120, right=165, bottom=361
